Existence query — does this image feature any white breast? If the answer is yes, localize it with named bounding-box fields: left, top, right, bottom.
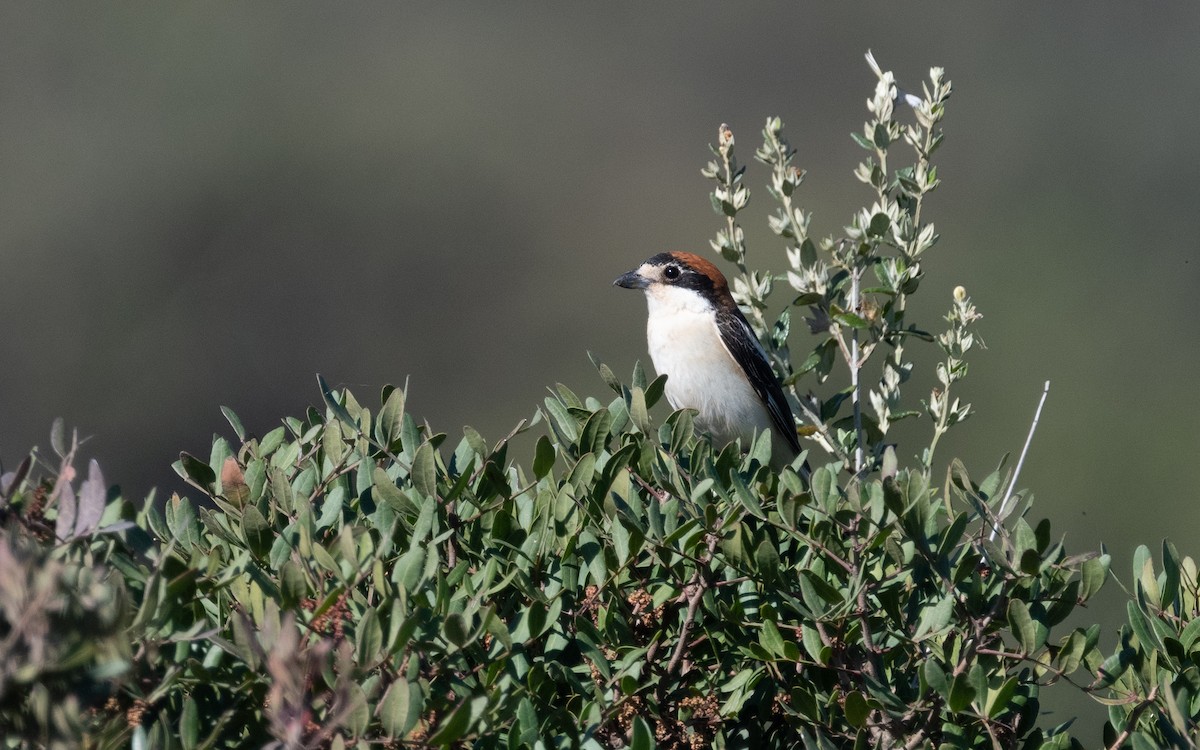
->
left=643, top=286, right=773, bottom=449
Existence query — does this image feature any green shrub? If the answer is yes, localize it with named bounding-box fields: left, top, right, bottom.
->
left=1, top=54, right=1197, bottom=749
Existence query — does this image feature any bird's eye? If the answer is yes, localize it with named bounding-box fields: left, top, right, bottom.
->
left=663, top=264, right=681, bottom=281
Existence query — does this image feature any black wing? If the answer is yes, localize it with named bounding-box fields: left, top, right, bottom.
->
left=714, top=307, right=802, bottom=456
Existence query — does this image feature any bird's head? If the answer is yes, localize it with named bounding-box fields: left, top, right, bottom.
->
left=613, top=251, right=733, bottom=313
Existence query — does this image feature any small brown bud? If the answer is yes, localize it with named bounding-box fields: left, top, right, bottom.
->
left=718, top=123, right=734, bottom=152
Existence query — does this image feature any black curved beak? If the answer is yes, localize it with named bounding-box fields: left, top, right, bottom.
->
left=613, top=269, right=648, bottom=289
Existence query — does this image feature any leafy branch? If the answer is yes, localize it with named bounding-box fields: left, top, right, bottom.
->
left=5, top=52, right=1196, bottom=750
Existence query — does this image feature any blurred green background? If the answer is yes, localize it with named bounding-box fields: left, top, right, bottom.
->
left=2, top=4, right=1198, bottom=737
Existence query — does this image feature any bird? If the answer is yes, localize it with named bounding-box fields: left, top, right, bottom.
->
left=613, top=251, right=803, bottom=470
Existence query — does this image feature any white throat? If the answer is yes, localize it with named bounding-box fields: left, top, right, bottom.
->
left=644, top=283, right=715, bottom=317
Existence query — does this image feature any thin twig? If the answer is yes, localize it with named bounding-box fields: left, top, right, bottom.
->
left=805, top=537, right=856, bottom=575
left=632, top=473, right=670, bottom=503
left=990, top=381, right=1050, bottom=541
left=666, top=534, right=719, bottom=674
left=856, top=587, right=882, bottom=681
left=667, top=583, right=706, bottom=674
left=903, top=726, right=932, bottom=750
left=973, top=647, right=1093, bottom=691
left=1106, top=684, right=1159, bottom=750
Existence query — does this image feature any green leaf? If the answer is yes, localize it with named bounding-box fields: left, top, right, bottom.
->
left=844, top=691, right=869, bottom=728
left=220, top=406, right=246, bottom=442
left=317, top=373, right=357, bottom=427
left=915, top=595, right=953, bottom=640
left=632, top=360, right=647, bottom=390
left=1019, top=548, right=1042, bottom=575
left=628, top=387, right=650, bottom=432
left=462, top=426, right=488, bottom=460
left=749, top=429, right=773, bottom=467
left=312, top=544, right=341, bottom=578
left=801, top=625, right=826, bottom=665
left=730, top=469, right=765, bottom=519
left=1032, top=519, right=1051, bottom=554
left=1136, top=545, right=1159, bottom=604
left=1133, top=545, right=1153, bottom=587
left=947, top=672, right=975, bottom=713
left=281, top=560, right=307, bottom=605
left=395, top=544, right=426, bottom=592
left=590, top=352, right=623, bottom=394
left=240, top=506, right=272, bottom=559
left=1053, top=629, right=1092, bottom=676
left=1008, top=599, right=1036, bottom=654
left=230, top=614, right=260, bottom=670
left=832, top=311, right=870, bottom=329
left=1045, top=580, right=1080, bottom=627
left=357, top=607, right=383, bottom=666
left=1081, top=553, right=1110, bottom=601
left=850, top=131, right=873, bottom=151
left=166, top=494, right=200, bottom=550
left=1180, top=618, right=1200, bottom=651
left=1094, top=648, right=1130, bottom=688
left=611, top=517, right=631, bottom=566
left=400, top=414, right=422, bottom=455
left=259, top=426, right=286, bottom=457
left=667, top=409, right=695, bottom=454
left=1013, top=518, right=1037, bottom=562
left=568, top=453, right=596, bottom=493
left=176, top=452, right=216, bottom=492
left=777, top=485, right=805, bottom=530
left=579, top=409, right=614, bottom=456
left=576, top=530, right=604, bottom=588
left=411, top=442, right=438, bottom=499
left=517, top=697, right=539, bottom=743
left=798, top=237, right=818, bottom=266
left=755, top=538, right=781, bottom=581
left=798, top=570, right=843, bottom=612
left=967, top=663, right=987, bottom=712
left=543, top=397, right=580, bottom=446
left=413, top=491, right=437, bottom=546
left=759, top=619, right=787, bottom=658
left=179, top=696, right=199, bottom=750
left=947, top=458, right=972, bottom=492
left=378, top=385, right=406, bottom=447
left=1131, top=732, right=1160, bottom=750
left=533, top=435, right=556, bottom=479
left=444, top=612, right=471, bottom=648
left=1161, top=540, right=1181, bottom=610
left=373, top=468, right=417, bottom=516
left=811, top=465, right=838, bottom=509
left=344, top=683, right=370, bottom=737
left=629, top=716, right=654, bottom=750
left=268, top=467, right=294, bottom=513
left=1127, top=600, right=1165, bottom=652
left=484, top=607, right=512, bottom=652
left=379, top=679, right=416, bottom=738
left=644, top=374, right=668, bottom=408
left=924, top=659, right=948, bottom=699
left=428, top=695, right=488, bottom=746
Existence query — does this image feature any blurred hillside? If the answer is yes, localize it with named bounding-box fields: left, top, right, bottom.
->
left=2, top=5, right=1199, bottom=736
